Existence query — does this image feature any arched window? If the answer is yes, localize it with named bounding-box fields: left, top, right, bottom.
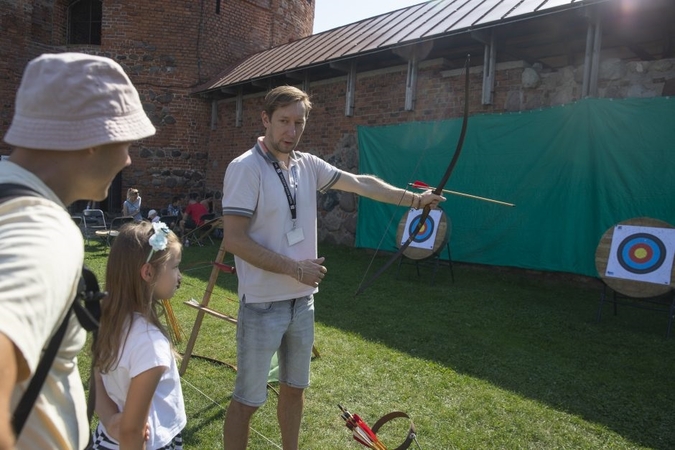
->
left=68, top=0, right=102, bottom=45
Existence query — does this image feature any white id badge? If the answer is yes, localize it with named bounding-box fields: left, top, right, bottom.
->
left=286, top=226, right=305, bottom=246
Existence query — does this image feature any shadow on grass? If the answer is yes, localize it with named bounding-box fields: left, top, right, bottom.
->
left=314, top=244, right=675, bottom=450
left=180, top=401, right=225, bottom=445
left=167, top=242, right=675, bottom=449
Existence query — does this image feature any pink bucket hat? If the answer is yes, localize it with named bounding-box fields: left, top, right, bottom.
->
left=4, top=52, right=156, bottom=150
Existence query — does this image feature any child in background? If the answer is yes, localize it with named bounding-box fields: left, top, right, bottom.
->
left=167, top=196, right=181, bottom=217
left=92, top=221, right=186, bottom=449
left=148, top=209, right=160, bottom=223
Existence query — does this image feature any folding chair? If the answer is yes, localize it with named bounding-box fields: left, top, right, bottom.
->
left=82, top=209, right=107, bottom=244
left=71, top=215, right=85, bottom=238
left=185, top=214, right=219, bottom=246
left=96, top=216, right=135, bottom=247
left=71, top=215, right=83, bottom=227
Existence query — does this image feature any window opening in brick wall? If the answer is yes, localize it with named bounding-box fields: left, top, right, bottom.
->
left=68, top=0, right=102, bottom=45
left=216, top=0, right=221, bottom=14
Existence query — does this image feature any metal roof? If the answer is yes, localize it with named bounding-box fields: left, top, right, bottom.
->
left=194, top=0, right=657, bottom=95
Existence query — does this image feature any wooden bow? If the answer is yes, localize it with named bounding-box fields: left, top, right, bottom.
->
left=355, top=55, right=471, bottom=296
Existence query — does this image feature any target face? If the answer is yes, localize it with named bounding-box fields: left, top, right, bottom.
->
left=616, top=232, right=666, bottom=274
left=408, top=214, right=435, bottom=244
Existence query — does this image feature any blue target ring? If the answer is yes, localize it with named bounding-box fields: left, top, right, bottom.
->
left=617, top=233, right=666, bottom=274
left=408, top=214, right=435, bottom=243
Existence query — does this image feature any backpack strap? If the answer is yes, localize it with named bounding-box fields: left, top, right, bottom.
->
left=11, top=307, right=73, bottom=436
left=11, top=272, right=103, bottom=441
left=0, top=183, right=69, bottom=436
left=75, top=267, right=106, bottom=426
left=0, top=183, right=101, bottom=441
left=73, top=268, right=102, bottom=333
left=0, top=183, right=41, bottom=200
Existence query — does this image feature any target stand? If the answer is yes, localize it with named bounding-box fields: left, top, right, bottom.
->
left=395, top=208, right=454, bottom=285
left=595, top=217, right=675, bottom=338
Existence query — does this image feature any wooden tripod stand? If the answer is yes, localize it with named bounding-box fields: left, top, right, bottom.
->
left=180, top=234, right=238, bottom=375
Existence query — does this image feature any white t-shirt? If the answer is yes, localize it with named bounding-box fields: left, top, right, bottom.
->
left=0, top=161, right=88, bottom=449
left=100, top=314, right=186, bottom=449
left=221, top=140, right=341, bottom=303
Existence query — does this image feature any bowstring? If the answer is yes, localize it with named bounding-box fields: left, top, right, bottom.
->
left=354, top=144, right=431, bottom=292
left=355, top=55, right=471, bottom=296
left=181, top=376, right=282, bottom=449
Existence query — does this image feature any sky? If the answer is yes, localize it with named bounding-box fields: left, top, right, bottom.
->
left=313, top=0, right=430, bottom=34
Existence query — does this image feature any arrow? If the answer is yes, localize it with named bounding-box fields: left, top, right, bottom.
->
left=339, top=405, right=388, bottom=450
left=409, top=180, right=515, bottom=207
left=355, top=55, right=472, bottom=296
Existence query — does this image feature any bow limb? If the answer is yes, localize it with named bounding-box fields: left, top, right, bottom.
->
left=355, top=55, right=470, bottom=296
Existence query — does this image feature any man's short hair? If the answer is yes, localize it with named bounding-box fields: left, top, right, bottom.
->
left=263, top=86, right=312, bottom=119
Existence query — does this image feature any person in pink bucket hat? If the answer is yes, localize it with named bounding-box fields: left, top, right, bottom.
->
left=0, top=53, right=155, bottom=449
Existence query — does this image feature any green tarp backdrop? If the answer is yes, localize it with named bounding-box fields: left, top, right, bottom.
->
left=355, top=97, right=675, bottom=278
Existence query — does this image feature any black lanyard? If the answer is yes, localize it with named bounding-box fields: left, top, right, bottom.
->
left=272, top=161, right=298, bottom=221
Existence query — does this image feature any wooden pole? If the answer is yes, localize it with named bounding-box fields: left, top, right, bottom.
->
left=179, top=235, right=229, bottom=375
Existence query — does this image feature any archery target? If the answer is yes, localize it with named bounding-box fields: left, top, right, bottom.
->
left=408, top=214, right=435, bottom=243
left=401, top=209, right=442, bottom=250
left=616, top=233, right=665, bottom=274
left=605, top=225, right=675, bottom=285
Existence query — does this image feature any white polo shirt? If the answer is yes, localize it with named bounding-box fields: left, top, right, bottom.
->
left=222, top=139, right=341, bottom=303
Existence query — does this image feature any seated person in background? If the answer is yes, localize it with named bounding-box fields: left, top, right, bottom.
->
left=179, top=195, right=208, bottom=236
left=200, top=192, right=214, bottom=214
left=122, top=188, right=142, bottom=222
left=167, top=196, right=181, bottom=216
left=147, top=209, right=160, bottom=223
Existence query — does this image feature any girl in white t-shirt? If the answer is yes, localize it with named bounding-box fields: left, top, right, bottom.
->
left=92, top=221, right=186, bottom=449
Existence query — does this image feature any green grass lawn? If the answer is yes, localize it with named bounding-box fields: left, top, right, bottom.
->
left=80, top=241, right=675, bottom=449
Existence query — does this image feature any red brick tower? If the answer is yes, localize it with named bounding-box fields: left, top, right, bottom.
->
left=0, top=0, right=315, bottom=211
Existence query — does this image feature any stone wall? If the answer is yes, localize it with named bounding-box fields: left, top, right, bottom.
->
left=509, top=57, right=675, bottom=110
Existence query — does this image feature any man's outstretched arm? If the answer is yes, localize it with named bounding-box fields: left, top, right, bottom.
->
left=331, top=172, right=445, bottom=209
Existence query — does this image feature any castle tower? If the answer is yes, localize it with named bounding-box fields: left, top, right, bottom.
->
left=0, top=0, right=315, bottom=211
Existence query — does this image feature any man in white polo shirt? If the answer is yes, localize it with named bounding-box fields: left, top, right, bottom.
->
left=221, top=85, right=444, bottom=450
left=0, top=52, right=155, bottom=449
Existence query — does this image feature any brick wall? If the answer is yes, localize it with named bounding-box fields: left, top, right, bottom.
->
left=1, top=1, right=31, bottom=139
left=203, top=55, right=675, bottom=245
left=3, top=1, right=671, bottom=231
left=0, top=0, right=314, bottom=213
left=203, top=61, right=492, bottom=242
left=206, top=61, right=494, bottom=193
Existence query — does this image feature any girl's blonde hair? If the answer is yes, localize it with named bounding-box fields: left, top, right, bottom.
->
left=93, top=221, right=181, bottom=373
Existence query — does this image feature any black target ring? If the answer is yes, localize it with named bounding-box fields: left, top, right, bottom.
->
left=617, top=232, right=666, bottom=274
left=408, top=214, right=435, bottom=244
